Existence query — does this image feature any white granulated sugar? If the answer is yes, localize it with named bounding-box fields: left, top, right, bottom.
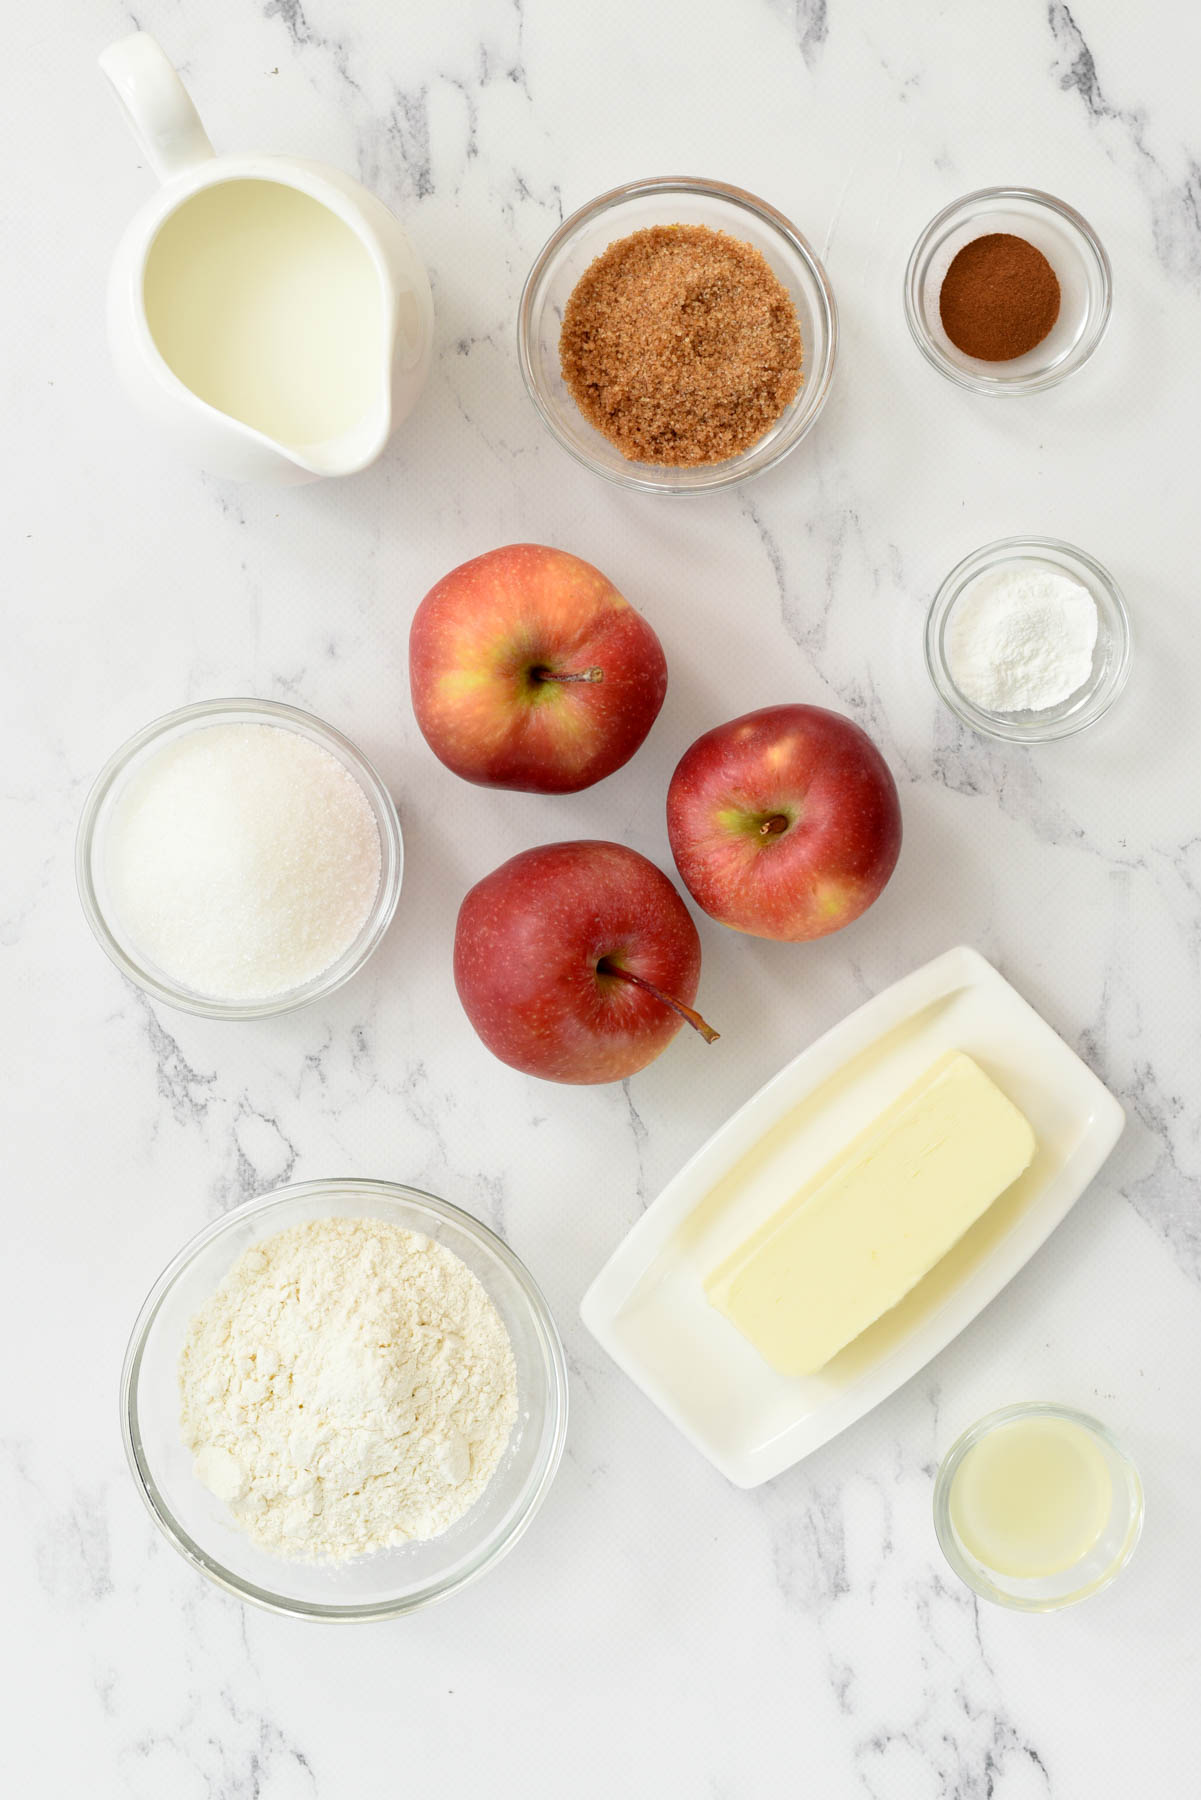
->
left=179, top=1217, right=518, bottom=1564
left=106, top=722, right=381, bottom=999
left=947, top=562, right=1099, bottom=715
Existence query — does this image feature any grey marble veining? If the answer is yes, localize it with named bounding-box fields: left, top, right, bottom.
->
left=4, top=0, right=1200, bottom=1794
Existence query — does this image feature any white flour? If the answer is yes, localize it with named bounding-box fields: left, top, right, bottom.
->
left=180, top=1217, right=517, bottom=1563
left=947, top=563, right=1099, bottom=714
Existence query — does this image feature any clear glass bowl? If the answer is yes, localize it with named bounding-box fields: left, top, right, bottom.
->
left=905, top=187, right=1112, bottom=393
left=926, top=536, right=1132, bottom=741
left=121, top=1180, right=569, bottom=1620
left=933, top=1402, right=1143, bottom=1611
left=76, top=698, right=403, bottom=1019
left=518, top=176, right=838, bottom=494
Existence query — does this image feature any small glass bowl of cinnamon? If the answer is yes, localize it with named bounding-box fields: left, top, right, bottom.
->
left=518, top=177, right=837, bottom=494
left=904, top=187, right=1111, bottom=394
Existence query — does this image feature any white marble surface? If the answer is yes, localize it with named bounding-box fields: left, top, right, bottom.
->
left=4, top=1, right=1200, bottom=1793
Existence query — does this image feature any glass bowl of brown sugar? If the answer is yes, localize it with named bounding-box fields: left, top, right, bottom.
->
left=518, top=177, right=837, bottom=494
left=904, top=188, right=1112, bottom=394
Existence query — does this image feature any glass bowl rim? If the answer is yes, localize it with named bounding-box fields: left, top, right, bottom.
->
left=924, top=535, right=1132, bottom=742
left=75, top=696, right=404, bottom=1019
left=517, top=173, right=838, bottom=494
left=903, top=185, right=1113, bottom=395
left=932, top=1400, right=1144, bottom=1612
left=120, top=1178, right=570, bottom=1621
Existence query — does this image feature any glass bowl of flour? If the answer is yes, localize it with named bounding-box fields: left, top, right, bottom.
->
left=925, top=537, right=1132, bottom=742
left=122, top=1180, right=568, bottom=1619
left=76, top=698, right=403, bottom=1018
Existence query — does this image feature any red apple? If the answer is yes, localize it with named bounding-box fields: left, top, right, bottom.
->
left=410, top=544, right=668, bottom=793
left=666, top=704, right=902, bottom=941
left=453, top=840, right=718, bottom=1084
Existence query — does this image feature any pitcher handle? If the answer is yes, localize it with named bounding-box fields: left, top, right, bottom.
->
left=99, top=33, right=215, bottom=182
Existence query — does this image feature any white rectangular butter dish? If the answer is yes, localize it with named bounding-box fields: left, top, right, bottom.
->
left=580, top=946, right=1125, bottom=1488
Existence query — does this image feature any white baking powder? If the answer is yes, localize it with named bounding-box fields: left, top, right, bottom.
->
left=106, top=722, right=381, bottom=999
left=180, top=1217, right=518, bottom=1563
left=946, top=562, right=1099, bottom=714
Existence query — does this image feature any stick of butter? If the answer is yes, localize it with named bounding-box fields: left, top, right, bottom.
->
left=704, top=1051, right=1036, bottom=1377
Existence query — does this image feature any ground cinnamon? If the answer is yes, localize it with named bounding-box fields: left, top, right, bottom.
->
left=938, top=233, right=1061, bottom=361
left=560, top=225, right=803, bottom=466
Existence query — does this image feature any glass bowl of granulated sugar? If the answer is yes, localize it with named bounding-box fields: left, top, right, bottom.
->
left=122, top=1180, right=568, bottom=1620
left=76, top=698, right=403, bottom=1018
left=925, top=537, right=1132, bottom=742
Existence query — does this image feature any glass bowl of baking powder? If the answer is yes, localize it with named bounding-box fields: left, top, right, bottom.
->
left=926, top=536, right=1132, bottom=742
left=122, top=1180, right=568, bottom=1620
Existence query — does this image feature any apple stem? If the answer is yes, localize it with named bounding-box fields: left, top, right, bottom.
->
left=598, top=961, right=720, bottom=1045
left=759, top=813, right=790, bottom=837
left=533, top=665, right=604, bottom=685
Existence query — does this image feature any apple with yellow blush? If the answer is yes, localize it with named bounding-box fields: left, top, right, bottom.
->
left=409, top=544, right=668, bottom=794
left=666, top=704, right=902, bottom=941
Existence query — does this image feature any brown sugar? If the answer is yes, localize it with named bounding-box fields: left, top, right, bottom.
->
left=938, top=233, right=1061, bottom=362
left=559, top=225, right=803, bottom=466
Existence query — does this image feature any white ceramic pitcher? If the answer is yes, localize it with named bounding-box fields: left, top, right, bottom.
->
left=101, top=33, right=434, bottom=485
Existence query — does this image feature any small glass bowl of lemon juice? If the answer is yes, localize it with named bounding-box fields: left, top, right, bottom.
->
left=934, top=1402, right=1143, bottom=1611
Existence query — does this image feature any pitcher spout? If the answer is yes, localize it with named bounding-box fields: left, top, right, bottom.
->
left=283, top=390, right=394, bottom=481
